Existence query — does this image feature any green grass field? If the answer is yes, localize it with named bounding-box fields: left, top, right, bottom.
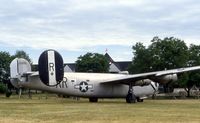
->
left=0, top=94, right=200, bottom=123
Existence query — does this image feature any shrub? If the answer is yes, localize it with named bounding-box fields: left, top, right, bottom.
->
left=0, top=82, right=6, bottom=93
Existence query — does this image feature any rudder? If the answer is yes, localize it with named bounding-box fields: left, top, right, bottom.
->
left=10, top=58, right=31, bottom=79
left=38, top=49, right=64, bottom=86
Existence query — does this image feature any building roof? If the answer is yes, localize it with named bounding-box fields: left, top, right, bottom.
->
left=104, top=53, right=131, bottom=71
left=114, top=61, right=131, bottom=71
left=105, top=53, right=114, bottom=63
left=64, top=53, right=131, bottom=72
left=64, top=63, right=76, bottom=71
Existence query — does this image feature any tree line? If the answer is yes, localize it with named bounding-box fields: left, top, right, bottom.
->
left=128, top=36, right=200, bottom=96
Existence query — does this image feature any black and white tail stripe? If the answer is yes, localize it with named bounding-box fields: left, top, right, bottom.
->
left=38, top=49, right=64, bottom=86
left=47, top=50, right=56, bottom=86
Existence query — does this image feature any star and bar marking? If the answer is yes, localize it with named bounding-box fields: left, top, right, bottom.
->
left=74, top=81, right=93, bottom=92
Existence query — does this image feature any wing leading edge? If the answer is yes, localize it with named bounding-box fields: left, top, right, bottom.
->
left=100, top=66, right=200, bottom=85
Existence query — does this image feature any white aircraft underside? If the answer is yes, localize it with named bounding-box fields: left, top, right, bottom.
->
left=9, top=49, right=200, bottom=103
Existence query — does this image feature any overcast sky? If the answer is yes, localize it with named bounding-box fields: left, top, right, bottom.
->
left=0, top=0, right=200, bottom=63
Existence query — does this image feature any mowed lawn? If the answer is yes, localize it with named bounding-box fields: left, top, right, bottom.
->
left=0, top=94, right=200, bottom=123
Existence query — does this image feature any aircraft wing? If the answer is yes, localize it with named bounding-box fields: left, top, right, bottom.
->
left=100, top=66, right=200, bottom=85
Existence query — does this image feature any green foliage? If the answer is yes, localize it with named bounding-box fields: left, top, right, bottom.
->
left=0, top=82, right=6, bottom=93
left=188, top=44, right=200, bottom=67
left=129, top=36, right=200, bottom=95
left=129, top=37, right=189, bottom=74
left=149, top=37, right=189, bottom=70
left=186, top=45, right=200, bottom=87
left=14, top=50, right=32, bottom=63
left=128, top=42, right=152, bottom=74
left=76, top=53, right=109, bottom=73
left=0, top=51, right=14, bottom=73
left=0, top=51, right=14, bottom=83
left=176, top=44, right=200, bottom=96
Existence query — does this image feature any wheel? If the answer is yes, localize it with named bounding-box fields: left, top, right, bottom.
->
left=5, top=91, right=12, bottom=98
left=136, top=97, right=143, bottom=102
left=126, top=93, right=136, bottom=103
left=89, top=97, right=98, bottom=102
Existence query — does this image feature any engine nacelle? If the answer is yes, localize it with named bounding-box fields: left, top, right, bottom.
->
left=151, top=74, right=178, bottom=84
left=135, top=79, right=152, bottom=86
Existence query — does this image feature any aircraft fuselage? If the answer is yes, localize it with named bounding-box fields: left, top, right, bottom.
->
left=11, top=72, right=157, bottom=99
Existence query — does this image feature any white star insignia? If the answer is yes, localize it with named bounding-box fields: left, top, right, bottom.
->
left=74, top=81, right=93, bottom=92
left=80, top=82, right=88, bottom=92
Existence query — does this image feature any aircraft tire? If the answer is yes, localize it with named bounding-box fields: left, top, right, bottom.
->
left=89, top=97, right=98, bottom=102
left=5, top=91, right=12, bottom=98
left=136, top=97, right=144, bottom=102
left=126, top=93, right=136, bottom=103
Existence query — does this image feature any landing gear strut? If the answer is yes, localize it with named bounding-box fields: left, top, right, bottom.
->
left=126, top=84, right=137, bottom=103
left=18, top=88, right=22, bottom=99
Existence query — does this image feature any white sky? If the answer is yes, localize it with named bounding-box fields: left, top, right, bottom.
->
left=0, top=0, right=200, bottom=63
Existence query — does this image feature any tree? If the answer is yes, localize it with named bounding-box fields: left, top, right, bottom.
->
left=179, top=44, right=200, bottom=97
left=14, top=50, right=32, bottom=63
left=129, top=37, right=190, bottom=93
left=128, top=42, right=152, bottom=74
left=0, top=51, right=14, bottom=93
left=0, top=51, right=14, bottom=83
left=76, top=53, right=109, bottom=73
left=129, top=37, right=189, bottom=73
left=149, top=37, right=189, bottom=71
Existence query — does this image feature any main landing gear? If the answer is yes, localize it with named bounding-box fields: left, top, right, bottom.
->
left=126, top=84, right=137, bottom=103
left=89, top=97, right=98, bottom=102
left=126, top=89, right=137, bottom=103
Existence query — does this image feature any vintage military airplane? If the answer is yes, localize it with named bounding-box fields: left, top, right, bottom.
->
left=9, top=49, right=200, bottom=103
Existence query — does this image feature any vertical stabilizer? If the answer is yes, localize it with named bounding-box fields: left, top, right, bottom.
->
left=38, top=49, right=64, bottom=86
left=10, top=58, right=31, bottom=78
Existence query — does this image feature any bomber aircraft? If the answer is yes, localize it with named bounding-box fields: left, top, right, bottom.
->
left=9, top=50, right=200, bottom=103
